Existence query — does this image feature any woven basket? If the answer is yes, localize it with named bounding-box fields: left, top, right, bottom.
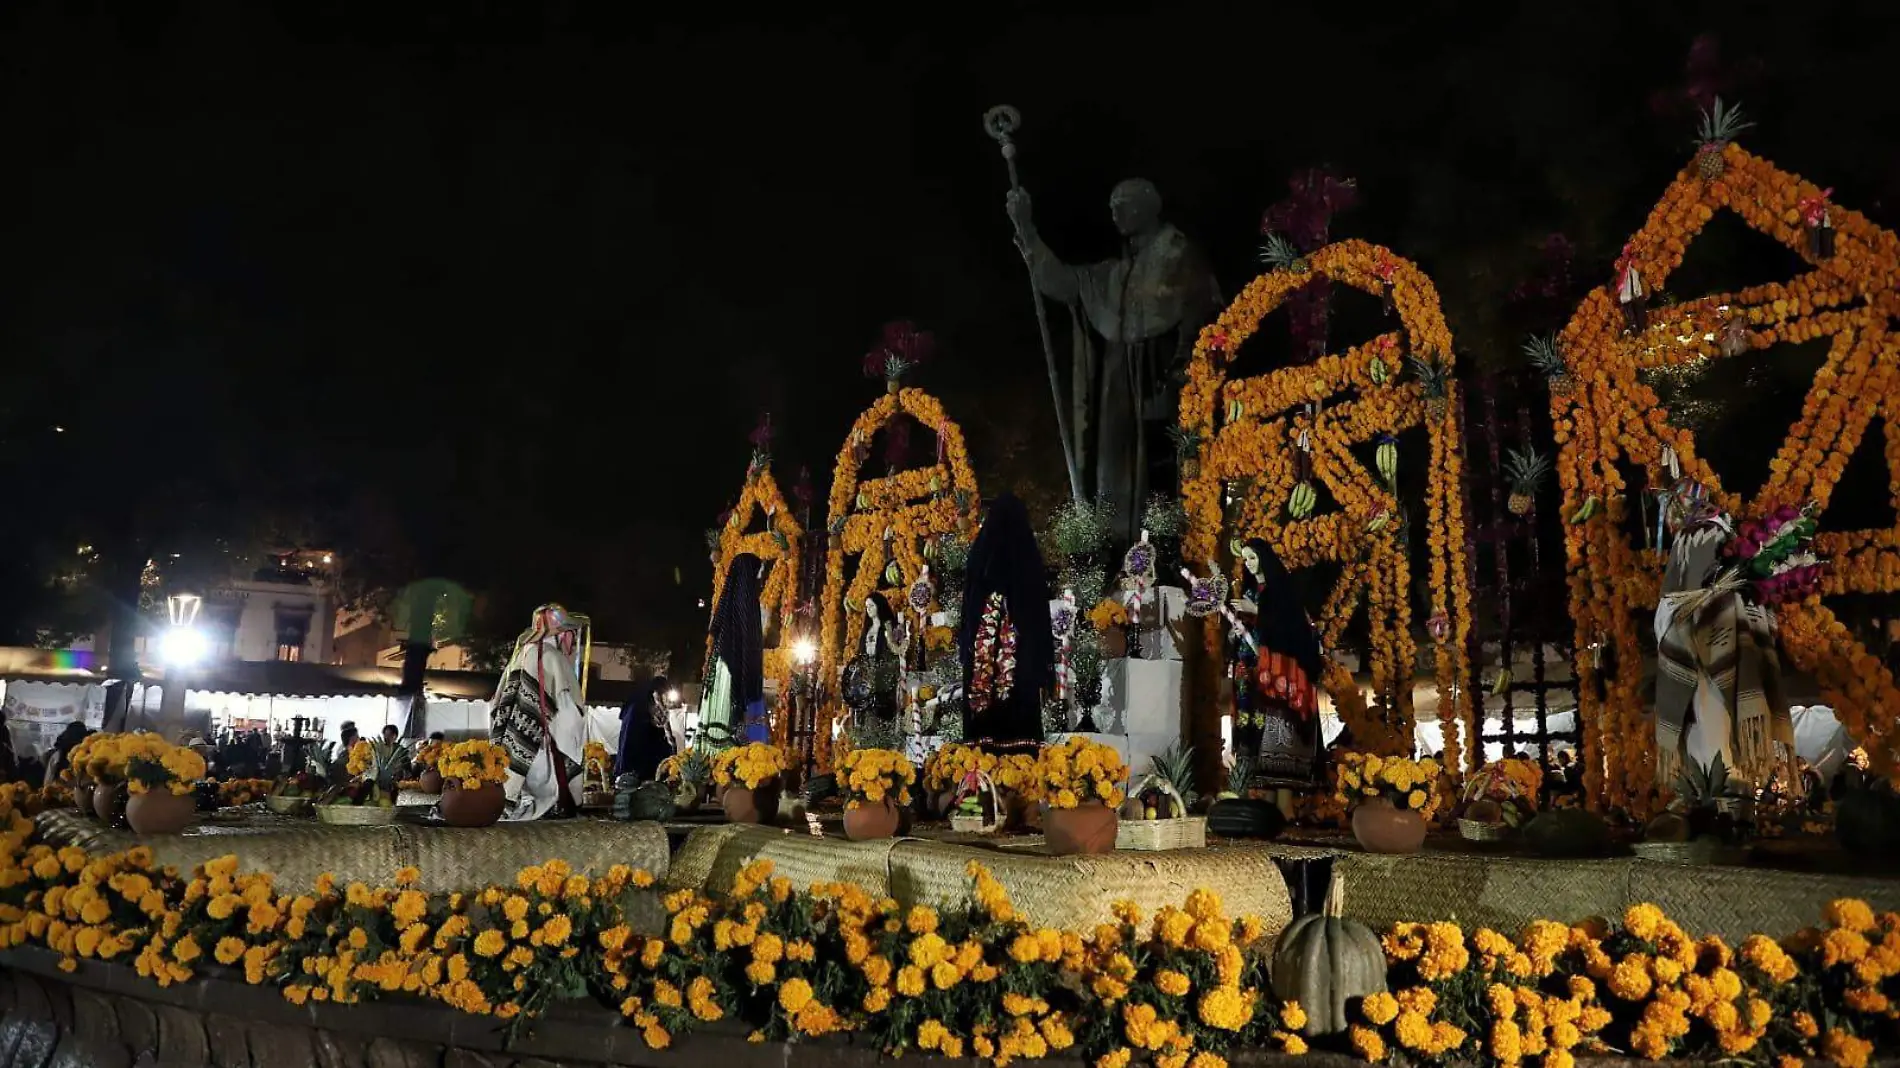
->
left=315, top=804, right=399, bottom=827
left=1632, top=839, right=1744, bottom=866
left=1116, top=777, right=1206, bottom=851
left=265, top=795, right=313, bottom=817
left=582, top=790, right=616, bottom=810
left=1458, top=818, right=1513, bottom=843
left=948, top=771, right=1004, bottom=835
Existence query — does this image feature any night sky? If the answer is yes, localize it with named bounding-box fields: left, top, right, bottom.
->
left=5, top=2, right=1899, bottom=662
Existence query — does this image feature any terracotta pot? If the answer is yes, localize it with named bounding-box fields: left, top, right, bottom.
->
left=843, top=800, right=902, bottom=841
left=418, top=769, right=444, bottom=795
left=933, top=789, right=958, bottom=819
left=94, top=783, right=125, bottom=825
left=1044, top=800, right=1118, bottom=855
left=74, top=782, right=95, bottom=818
left=1003, top=788, right=1038, bottom=831
left=721, top=780, right=781, bottom=825
left=674, top=787, right=702, bottom=816
left=1352, top=798, right=1427, bottom=854
left=126, top=789, right=197, bottom=835
left=440, top=783, right=507, bottom=828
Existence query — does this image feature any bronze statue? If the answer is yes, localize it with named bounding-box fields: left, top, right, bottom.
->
left=1004, top=179, right=1220, bottom=540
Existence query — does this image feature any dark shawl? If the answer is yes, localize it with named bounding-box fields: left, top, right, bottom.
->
left=1241, top=538, right=1324, bottom=683
left=959, top=494, right=1054, bottom=744
left=710, top=553, right=766, bottom=719
left=616, top=675, right=674, bottom=781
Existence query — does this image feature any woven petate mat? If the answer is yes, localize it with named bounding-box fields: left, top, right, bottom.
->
left=888, top=841, right=1294, bottom=937
left=1628, top=862, right=1900, bottom=943
left=1327, top=851, right=1632, bottom=935
left=35, top=808, right=669, bottom=895
left=666, top=825, right=910, bottom=899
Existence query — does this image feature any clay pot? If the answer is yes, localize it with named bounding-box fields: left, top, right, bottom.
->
left=843, top=800, right=902, bottom=841
left=95, top=783, right=125, bottom=826
left=674, top=787, right=702, bottom=816
left=721, top=781, right=781, bottom=825
left=418, top=769, right=444, bottom=795
left=1352, top=797, right=1427, bottom=855
left=126, top=789, right=197, bottom=835
left=440, top=783, right=507, bottom=828
left=934, top=789, right=958, bottom=820
left=74, top=782, right=95, bottom=818
left=1005, top=789, right=1040, bottom=831
left=1044, top=800, right=1118, bottom=856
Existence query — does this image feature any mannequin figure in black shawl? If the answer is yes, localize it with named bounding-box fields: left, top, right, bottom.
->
left=1229, top=538, right=1324, bottom=789
left=615, top=675, right=674, bottom=782
left=960, top=493, right=1055, bottom=748
left=705, top=554, right=769, bottom=743
left=841, top=592, right=902, bottom=738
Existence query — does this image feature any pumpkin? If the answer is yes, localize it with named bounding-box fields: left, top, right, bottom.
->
left=1270, top=875, right=1387, bottom=1036
left=618, top=781, right=677, bottom=822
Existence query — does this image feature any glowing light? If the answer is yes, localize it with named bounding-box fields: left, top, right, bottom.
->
left=159, top=627, right=209, bottom=668
left=792, top=638, right=817, bottom=665
left=321, top=553, right=333, bottom=564
left=665, top=689, right=681, bottom=705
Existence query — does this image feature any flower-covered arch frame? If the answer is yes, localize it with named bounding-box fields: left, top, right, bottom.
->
left=1553, top=145, right=1900, bottom=813
left=707, top=460, right=806, bottom=725
left=815, top=387, right=980, bottom=766
left=1179, top=239, right=1475, bottom=769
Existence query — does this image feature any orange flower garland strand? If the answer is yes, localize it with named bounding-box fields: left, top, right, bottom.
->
left=1552, top=144, right=1900, bottom=813
left=1178, top=240, right=1475, bottom=773
left=707, top=463, right=806, bottom=746
left=815, top=387, right=980, bottom=768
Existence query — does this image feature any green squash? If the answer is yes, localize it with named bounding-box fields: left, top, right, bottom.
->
left=620, top=781, right=677, bottom=822
left=1270, top=876, right=1387, bottom=1036
left=1522, top=808, right=1611, bottom=858
left=1207, top=798, right=1285, bottom=840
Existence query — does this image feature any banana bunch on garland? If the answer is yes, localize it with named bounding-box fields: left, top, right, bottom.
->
left=1374, top=434, right=1398, bottom=487
left=1288, top=427, right=1317, bottom=519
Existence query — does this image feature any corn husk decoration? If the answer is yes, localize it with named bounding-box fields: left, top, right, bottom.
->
left=1615, top=248, right=1648, bottom=333
left=1800, top=189, right=1836, bottom=260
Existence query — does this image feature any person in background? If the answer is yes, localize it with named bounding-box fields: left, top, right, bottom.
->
left=382, top=724, right=400, bottom=745
left=42, top=724, right=92, bottom=789
left=331, top=721, right=359, bottom=782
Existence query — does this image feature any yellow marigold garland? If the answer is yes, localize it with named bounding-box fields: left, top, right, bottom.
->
left=1553, top=145, right=1900, bottom=812
left=815, top=387, right=980, bottom=769
left=1177, top=240, right=1474, bottom=771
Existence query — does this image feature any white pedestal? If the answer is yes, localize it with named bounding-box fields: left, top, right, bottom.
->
left=1099, top=658, right=1185, bottom=780
left=1132, top=586, right=1187, bottom=662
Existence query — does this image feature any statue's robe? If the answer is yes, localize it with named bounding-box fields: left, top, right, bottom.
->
left=1026, top=226, right=1219, bottom=538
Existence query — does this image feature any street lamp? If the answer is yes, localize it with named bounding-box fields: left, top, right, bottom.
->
left=158, top=593, right=206, bottom=735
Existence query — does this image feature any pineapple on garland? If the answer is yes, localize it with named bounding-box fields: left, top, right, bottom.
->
left=1260, top=232, right=1311, bottom=274
left=1408, top=352, right=1452, bottom=420
left=1524, top=334, right=1573, bottom=397
left=1503, top=446, right=1553, bottom=516
left=1693, top=96, right=1755, bottom=180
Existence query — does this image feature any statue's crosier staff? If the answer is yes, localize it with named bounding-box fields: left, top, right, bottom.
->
left=984, top=104, right=1085, bottom=503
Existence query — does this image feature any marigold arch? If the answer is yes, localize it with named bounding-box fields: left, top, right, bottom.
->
left=707, top=460, right=806, bottom=741
left=1179, top=239, right=1476, bottom=771
left=1553, top=145, right=1900, bottom=814
left=815, top=387, right=980, bottom=766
